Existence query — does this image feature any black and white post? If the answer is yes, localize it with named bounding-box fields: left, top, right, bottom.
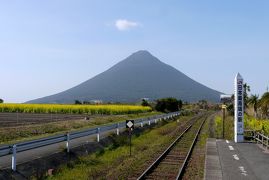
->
left=126, top=120, right=134, bottom=157
left=234, top=73, right=244, bottom=143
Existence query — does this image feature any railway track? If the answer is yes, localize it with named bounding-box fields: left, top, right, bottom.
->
left=137, top=113, right=208, bottom=180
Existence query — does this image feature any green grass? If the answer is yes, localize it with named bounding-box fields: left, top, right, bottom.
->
left=214, top=112, right=234, bottom=140
left=46, top=116, right=191, bottom=180
left=0, top=111, right=161, bottom=145
left=215, top=115, right=222, bottom=138
left=245, top=114, right=269, bottom=135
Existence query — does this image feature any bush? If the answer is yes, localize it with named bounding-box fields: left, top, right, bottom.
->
left=155, top=98, right=182, bottom=113
left=74, top=100, right=82, bottom=104
left=141, top=99, right=150, bottom=106
left=0, top=99, right=3, bottom=103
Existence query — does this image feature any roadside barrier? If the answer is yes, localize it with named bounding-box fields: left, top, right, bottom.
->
left=0, top=111, right=180, bottom=171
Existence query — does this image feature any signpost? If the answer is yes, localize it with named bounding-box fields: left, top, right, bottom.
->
left=234, top=73, right=244, bottom=143
left=126, top=120, right=134, bottom=156
left=222, top=104, right=227, bottom=139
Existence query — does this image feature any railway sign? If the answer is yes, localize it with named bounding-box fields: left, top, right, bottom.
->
left=234, top=73, right=244, bottom=143
left=126, top=120, right=134, bottom=129
left=126, top=120, right=134, bottom=156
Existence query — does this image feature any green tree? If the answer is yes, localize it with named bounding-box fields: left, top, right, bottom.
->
left=259, top=92, right=269, bottom=118
left=178, top=99, right=183, bottom=110
left=248, top=94, right=259, bottom=118
left=155, top=98, right=182, bottom=113
left=0, top=99, right=3, bottom=103
left=74, top=100, right=82, bottom=104
left=198, top=100, right=209, bottom=110
left=141, top=99, right=150, bottom=106
left=244, top=83, right=250, bottom=109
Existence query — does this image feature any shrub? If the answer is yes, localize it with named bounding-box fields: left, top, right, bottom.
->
left=155, top=98, right=182, bottom=113
left=141, top=99, right=150, bottom=106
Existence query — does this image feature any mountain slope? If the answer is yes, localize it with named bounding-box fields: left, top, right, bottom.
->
left=27, top=50, right=221, bottom=103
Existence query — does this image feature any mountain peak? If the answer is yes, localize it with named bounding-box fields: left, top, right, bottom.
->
left=132, top=50, right=152, bottom=56
left=27, top=51, right=221, bottom=104
left=122, top=50, right=161, bottom=65
left=128, top=50, right=154, bottom=60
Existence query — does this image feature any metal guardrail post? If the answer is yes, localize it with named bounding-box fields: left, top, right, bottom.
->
left=66, top=133, right=70, bottom=153
left=97, top=128, right=100, bottom=142
left=12, top=144, right=17, bottom=171
left=252, top=131, right=269, bottom=149
left=116, top=123, right=119, bottom=135
left=140, top=122, right=143, bottom=127
left=148, top=120, right=151, bottom=126
left=155, top=119, right=157, bottom=124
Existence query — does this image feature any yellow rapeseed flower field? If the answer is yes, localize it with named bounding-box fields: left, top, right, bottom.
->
left=0, top=104, right=152, bottom=115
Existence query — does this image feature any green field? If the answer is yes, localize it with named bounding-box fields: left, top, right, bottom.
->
left=0, top=103, right=152, bottom=115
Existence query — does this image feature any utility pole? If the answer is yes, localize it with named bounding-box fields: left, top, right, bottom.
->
left=222, top=104, right=227, bottom=139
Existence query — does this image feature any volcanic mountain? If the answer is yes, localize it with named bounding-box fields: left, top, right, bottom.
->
left=27, top=50, right=221, bottom=103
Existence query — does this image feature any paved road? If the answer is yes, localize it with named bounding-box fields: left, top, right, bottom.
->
left=216, top=139, right=269, bottom=180
left=0, top=126, right=122, bottom=169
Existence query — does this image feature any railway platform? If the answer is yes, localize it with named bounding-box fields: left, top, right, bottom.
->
left=205, top=138, right=269, bottom=180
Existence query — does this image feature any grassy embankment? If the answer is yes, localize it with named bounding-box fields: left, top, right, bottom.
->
left=46, top=115, right=192, bottom=180
left=0, top=111, right=160, bottom=145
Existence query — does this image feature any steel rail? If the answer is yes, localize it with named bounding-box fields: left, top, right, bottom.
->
left=176, top=116, right=207, bottom=179
left=137, top=114, right=204, bottom=179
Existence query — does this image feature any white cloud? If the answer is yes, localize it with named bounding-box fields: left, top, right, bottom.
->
left=115, top=19, right=140, bottom=31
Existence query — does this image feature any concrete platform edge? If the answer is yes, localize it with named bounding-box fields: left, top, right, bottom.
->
left=204, top=138, right=222, bottom=180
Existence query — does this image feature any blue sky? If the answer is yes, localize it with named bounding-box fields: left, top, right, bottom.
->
left=1, top=0, right=269, bottom=103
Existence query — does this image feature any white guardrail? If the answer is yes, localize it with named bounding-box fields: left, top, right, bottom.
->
left=0, top=111, right=180, bottom=171
left=253, top=131, right=269, bottom=149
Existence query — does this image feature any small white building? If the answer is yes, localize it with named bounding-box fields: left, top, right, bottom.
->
left=220, top=94, right=232, bottom=104
left=90, top=100, right=103, bottom=104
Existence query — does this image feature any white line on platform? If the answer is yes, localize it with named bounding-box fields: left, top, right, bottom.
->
left=226, top=140, right=230, bottom=143
left=233, top=154, right=239, bottom=160
left=239, top=166, right=248, bottom=176
left=229, top=145, right=235, bottom=150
